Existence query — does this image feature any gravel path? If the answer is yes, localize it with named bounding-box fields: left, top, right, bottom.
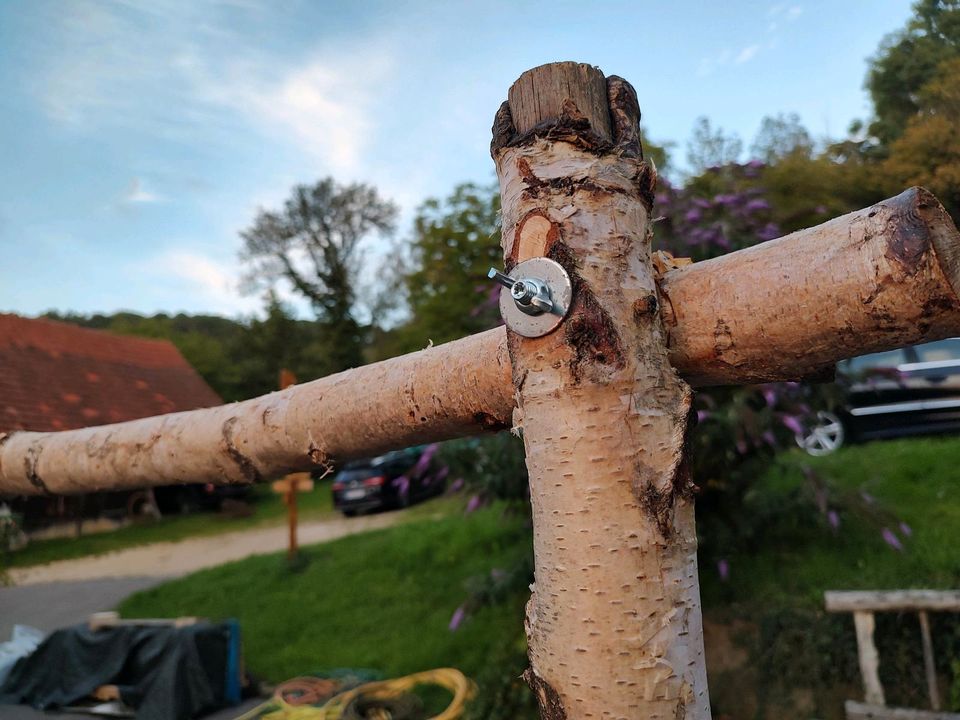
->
left=8, top=512, right=401, bottom=586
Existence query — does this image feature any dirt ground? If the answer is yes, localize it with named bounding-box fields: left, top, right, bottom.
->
left=8, top=512, right=400, bottom=585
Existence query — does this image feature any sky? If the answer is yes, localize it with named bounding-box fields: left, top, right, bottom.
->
left=0, top=0, right=916, bottom=320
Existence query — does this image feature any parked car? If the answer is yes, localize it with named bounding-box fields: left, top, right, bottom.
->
left=331, top=446, right=446, bottom=516
left=797, top=337, right=960, bottom=455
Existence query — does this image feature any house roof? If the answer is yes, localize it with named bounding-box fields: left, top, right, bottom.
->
left=0, top=314, right=223, bottom=433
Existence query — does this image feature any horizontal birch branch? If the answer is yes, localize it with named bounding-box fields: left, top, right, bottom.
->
left=825, top=590, right=960, bottom=613
left=2, top=187, right=960, bottom=496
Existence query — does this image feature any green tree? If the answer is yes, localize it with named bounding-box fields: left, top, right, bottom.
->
left=379, top=183, right=502, bottom=357
left=240, top=178, right=397, bottom=373
left=750, top=113, right=814, bottom=164
left=686, top=116, right=743, bottom=173
left=867, top=0, right=960, bottom=146
left=883, top=55, right=960, bottom=218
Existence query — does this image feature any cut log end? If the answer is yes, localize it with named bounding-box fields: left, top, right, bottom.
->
left=508, top=62, right=611, bottom=139
left=915, top=187, right=960, bottom=298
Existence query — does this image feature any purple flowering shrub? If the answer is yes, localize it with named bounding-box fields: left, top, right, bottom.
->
left=653, top=160, right=780, bottom=261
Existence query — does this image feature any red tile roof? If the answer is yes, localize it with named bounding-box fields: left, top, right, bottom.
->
left=0, top=314, right=223, bottom=433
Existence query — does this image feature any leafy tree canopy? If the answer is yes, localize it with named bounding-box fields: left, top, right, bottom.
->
left=374, top=183, right=503, bottom=359
left=883, top=55, right=960, bottom=218
left=867, top=0, right=960, bottom=146
left=240, top=178, right=397, bottom=372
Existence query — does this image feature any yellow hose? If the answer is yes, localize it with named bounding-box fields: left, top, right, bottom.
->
left=235, top=668, right=476, bottom=720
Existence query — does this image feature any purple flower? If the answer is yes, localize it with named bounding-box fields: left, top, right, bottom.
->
left=465, top=494, right=483, bottom=514
left=448, top=604, right=466, bottom=631
left=744, top=198, right=771, bottom=213
left=860, top=490, right=876, bottom=505
left=814, top=205, right=827, bottom=214
left=393, top=475, right=410, bottom=497
left=762, top=387, right=777, bottom=407
left=412, top=443, right=440, bottom=476
left=881, top=527, right=904, bottom=552
left=899, top=521, right=913, bottom=538
left=684, top=208, right=702, bottom=223
left=735, top=438, right=748, bottom=455
left=813, top=486, right=829, bottom=515
left=758, top=222, right=781, bottom=241
left=762, top=430, right=776, bottom=447
left=717, top=559, right=730, bottom=581
left=448, top=477, right=464, bottom=493
left=780, top=414, right=804, bottom=435
left=696, top=409, right=711, bottom=423
left=828, top=510, right=840, bottom=530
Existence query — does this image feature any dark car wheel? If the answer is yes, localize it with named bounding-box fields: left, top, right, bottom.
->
left=796, top=411, right=845, bottom=456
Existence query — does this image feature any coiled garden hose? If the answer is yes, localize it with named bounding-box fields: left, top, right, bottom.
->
left=235, top=668, right=476, bottom=720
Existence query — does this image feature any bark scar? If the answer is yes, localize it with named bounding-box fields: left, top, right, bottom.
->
left=24, top=441, right=52, bottom=495
left=523, top=668, right=568, bottom=720
left=883, top=187, right=932, bottom=276
left=547, top=240, right=626, bottom=384
left=221, top=416, right=262, bottom=484
left=634, top=390, right=696, bottom=538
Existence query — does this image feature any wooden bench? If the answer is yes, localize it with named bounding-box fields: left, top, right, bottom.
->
left=826, top=590, right=960, bottom=719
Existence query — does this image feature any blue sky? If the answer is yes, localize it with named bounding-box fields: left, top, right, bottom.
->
left=0, top=0, right=915, bottom=320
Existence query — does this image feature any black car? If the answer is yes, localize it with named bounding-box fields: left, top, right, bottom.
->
left=331, top=445, right=446, bottom=516
left=797, top=337, right=960, bottom=455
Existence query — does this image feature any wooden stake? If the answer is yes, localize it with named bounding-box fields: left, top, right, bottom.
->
left=919, top=610, right=940, bottom=710
left=493, top=62, right=708, bottom=720
left=854, top=611, right=886, bottom=707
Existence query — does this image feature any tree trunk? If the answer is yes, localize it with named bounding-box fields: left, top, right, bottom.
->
left=492, top=62, right=710, bottom=720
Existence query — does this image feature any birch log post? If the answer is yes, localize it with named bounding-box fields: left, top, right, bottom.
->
left=492, top=62, right=709, bottom=720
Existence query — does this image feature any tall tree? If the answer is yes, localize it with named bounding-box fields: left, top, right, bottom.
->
left=686, top=116, right=743, bottom=173
left=867, top=0, right=960, bottom=146
left=373, top=183, right=503, bottom=358
left=750, top=113, right=814, bottom=163
left=240, top=178, right=397, bottom=372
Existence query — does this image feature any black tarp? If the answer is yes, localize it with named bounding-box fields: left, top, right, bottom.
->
left=0, top=621, right=239, bottom=720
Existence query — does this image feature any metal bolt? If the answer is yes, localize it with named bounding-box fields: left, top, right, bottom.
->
left=487, top=268, right=554, bottom=316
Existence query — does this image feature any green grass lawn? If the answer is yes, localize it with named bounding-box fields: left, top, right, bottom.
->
left=699, top=435, right=960, bottom=609
left=118, top=504, right=530, bottom=685
left=111, top=435, right=960, bottom=718
left=7, top=483, right=334, bottom=568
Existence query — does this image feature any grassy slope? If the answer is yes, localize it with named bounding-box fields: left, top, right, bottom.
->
left=8, top=484, right=334, bottom=568
left=118, top=503, right=529, bottom=684
left=115, top=436, right=960, bottom=717
left=700, top=435, right=960, bottom=609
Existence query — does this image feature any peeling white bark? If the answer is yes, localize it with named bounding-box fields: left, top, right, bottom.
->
left=494, top=64, right=710, bottom=720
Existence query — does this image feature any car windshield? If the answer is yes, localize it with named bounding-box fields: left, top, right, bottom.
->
left=844, top=348, right=908, bottom=375
left=912, top=338, right=960, bottom=363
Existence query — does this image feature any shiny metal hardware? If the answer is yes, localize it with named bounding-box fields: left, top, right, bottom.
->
left=487, top=257, right=573, bottom=338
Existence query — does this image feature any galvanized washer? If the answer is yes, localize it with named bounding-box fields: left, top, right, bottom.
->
left=497, top=257, right=573, bottom=338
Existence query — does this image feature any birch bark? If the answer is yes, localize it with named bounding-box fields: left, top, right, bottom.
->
left=492, top=62, right=710, bottom=720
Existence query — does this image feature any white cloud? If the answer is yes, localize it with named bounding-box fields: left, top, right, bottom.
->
left=696, top=49, right=732, bottom=77
left=786, top=5, right=803, bottom=20
left=204, top=50, right=393, bottom=175
left=129, top=248, right=258, bottom=316
left=735, top=45, right=760, bottom=64
left=122, top=178, right=163, bottom=204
